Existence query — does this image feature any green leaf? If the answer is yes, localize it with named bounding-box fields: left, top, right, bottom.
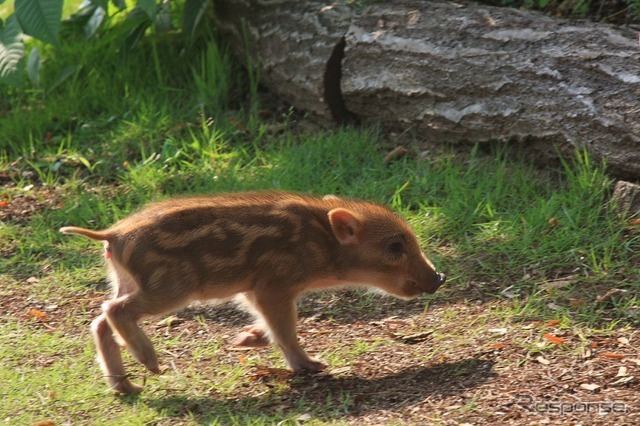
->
left=47, top=63, right=81, bottom=93
left=85, top=5, right=105, bottom=39
left=111, top=0, right=126, bottom=10
left=15, top=0, right=63, bottom=46
left=155, top=1, right=173, bottom=34
left=123, top=7, right=151, bottom=50
left=183, top=0, right=210, bottom=43
left=137, top=0, right=157, bottom=23
left=27, top=46, right=41, bottom=87
left=0, top=15, right=25, bottom=83
left=89, top=0, right=109, bottom=10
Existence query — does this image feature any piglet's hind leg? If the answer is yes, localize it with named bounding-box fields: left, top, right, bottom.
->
left=102, top=290, right=181, bottom=375
left=91, top=314, right=143, bottom=394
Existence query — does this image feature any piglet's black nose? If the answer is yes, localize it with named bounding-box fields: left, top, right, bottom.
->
left=436, top=273, right=446, bottom=287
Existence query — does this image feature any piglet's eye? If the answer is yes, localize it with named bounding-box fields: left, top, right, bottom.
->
left=387, top=241, right=405, bottom=256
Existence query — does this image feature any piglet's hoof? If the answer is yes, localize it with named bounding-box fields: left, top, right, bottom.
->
left=291, top=357, right=327, bottom=372
left=142, top=360, right=161, bottom=375
left=233, top=326, right=270, bottom=348
left=109, top=377, right=144, bottom=395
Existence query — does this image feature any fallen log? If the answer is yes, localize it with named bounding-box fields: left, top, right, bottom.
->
left=214, top=0, right=640, bottom=179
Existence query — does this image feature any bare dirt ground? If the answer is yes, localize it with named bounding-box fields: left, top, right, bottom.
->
left=5, top=285, right=640, bottom=425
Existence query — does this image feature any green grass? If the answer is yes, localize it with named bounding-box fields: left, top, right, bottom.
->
left=1, top=11, right=638, bottom=425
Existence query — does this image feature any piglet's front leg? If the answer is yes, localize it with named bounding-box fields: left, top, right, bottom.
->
left=249, top=287, right=326, bottom=372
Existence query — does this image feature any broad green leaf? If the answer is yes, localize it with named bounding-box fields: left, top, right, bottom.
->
left=15, top=0, right=63, bottom=46
left=0, top=14, right=25, bottom=83
left=47, top=63, right=81, bottom=93
left=65, top=1, right=105, bottom=38
left=85, top=5, right=105, bottom=38
left=155, top=1, right=172, bottom=34
left=183, top=0, right=210, bottom=43
left=88, top=0, right=109, bottom=10
left=66, top=1, right=99, bottom=22
left=111, top=0, right=126, bottom=10
left=138, top=0, right=157, bottom=23
left=26, top=46, right=40, bottom=87
left=123, top=7, right=151, bottom=50
left=125, top=19, right=150, bottom=50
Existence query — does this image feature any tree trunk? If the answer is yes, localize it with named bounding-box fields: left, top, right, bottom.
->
left=214, top=0, right=640, bottom=179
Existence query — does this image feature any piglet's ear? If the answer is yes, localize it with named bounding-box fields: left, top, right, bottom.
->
left=328, top=208, right=361, bottom=245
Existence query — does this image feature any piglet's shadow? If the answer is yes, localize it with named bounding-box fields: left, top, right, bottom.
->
left=178, top=290, right=433, bottom=328
left=141, top=355, right=496, bottom=424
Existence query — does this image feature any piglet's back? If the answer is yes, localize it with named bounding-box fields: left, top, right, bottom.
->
left=105, top=192, right=342, bottom=289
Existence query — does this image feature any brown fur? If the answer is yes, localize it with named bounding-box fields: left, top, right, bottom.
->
left=60, top=191, right=445, bottom=394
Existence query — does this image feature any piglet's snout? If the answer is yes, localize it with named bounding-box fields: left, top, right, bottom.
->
left=415, top=253, right=446, bottom=294
left=435, top=272, right=446, bottom=289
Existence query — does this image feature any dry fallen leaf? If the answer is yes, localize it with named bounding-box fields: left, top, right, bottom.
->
left=546, top=303, right=564, bottom=311
left=617, top=366, right=629, bottom=377
left=238, top=354, right=247, bottom=366
left=383, top=146, right=410, bottom=165
left=580, top=345, right=593, bottom=360
left=601, top=352, right=625, bottom=360
left=500, top=285, right=520, bottom=299
left=249, top=366, right=293, bottom=381
left=543, top=333, right=567, bottom=344
left=541, top=277, right=575, bottom=291
left=569, top=298, right=585, bottom=307
left=156, top=315, right=183, bottom=328
left=329, top=366, right=352, bottom=375
left=596, top=288, right=627, bottom=304
left=0, top=200, right=10, bottom=208
left=31, top=421, right=55, bottom=426
left=27, top=309, right=48, bottom=322
left=536, top=356, right=551, bottom=365
left=546, top=319, right=561, bottom=326
left=617, top=337, right=630, bottom=345
left=489, top=342, right=508, bottom=350
left=394, top=330, right=434, bottom=344
left=610, top=376, right=635, bottom=386
left=580, top=383, right=601, bottom=391
left=297, top=413, right=313, bottom=422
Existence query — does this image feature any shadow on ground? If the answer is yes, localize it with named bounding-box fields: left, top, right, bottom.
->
left=142, top=355, right=496, bottom=424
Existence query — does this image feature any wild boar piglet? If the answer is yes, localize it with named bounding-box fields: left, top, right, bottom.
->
left=60, top=191, right=445, bottom=394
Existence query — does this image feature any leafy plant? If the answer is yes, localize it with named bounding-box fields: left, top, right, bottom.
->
left=0, top=0, right=212, bottom=87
